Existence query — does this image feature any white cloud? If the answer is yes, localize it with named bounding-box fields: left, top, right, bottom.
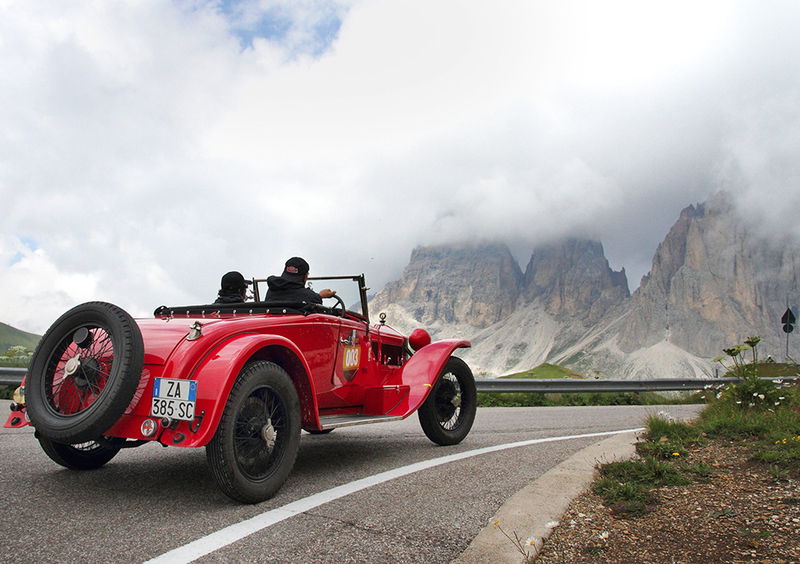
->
left=1, top=0, right=799, bottom=333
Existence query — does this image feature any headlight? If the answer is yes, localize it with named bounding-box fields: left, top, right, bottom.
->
left=408, top=328, right=432, bottom=351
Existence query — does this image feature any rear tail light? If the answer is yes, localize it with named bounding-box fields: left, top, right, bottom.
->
left=140, top=419, right=157, bottom=437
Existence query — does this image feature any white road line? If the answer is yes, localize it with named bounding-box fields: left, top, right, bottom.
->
left=145, top=427, right=642, bottom=564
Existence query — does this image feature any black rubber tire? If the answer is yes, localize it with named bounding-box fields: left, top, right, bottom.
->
left=305, top=428, right=334, bottom=435
left=37, top=436, right=122, bottom=470
left=25, top=302, right=144, bottom=444
left=206, top=361, right=301, bottom=503
left=418, top=356, right=477, bottom=446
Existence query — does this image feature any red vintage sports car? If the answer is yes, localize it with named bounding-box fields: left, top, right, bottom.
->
left=5, top=274, right=476, bottom=503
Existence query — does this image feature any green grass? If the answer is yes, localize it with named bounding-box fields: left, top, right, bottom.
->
left=590, top=372, right=800, bottom=521
left=599, top=456, right=690, bottom=488
left=501, top=363, right=584, bottom=379
left=643, top=414, right=703, bottom=442
left=592, top=478, right=654, bottom=518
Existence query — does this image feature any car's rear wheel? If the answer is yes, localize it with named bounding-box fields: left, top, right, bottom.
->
left=37, top=436, right=122, bottom=470
left=25, top=302, right=144, bottom=444
left=206, top=361, right=301, bottom=503
left=418, top=356, right=477, bottom=446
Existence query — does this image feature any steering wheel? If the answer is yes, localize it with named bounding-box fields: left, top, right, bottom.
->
left=326, top=294, right=346, bottom=315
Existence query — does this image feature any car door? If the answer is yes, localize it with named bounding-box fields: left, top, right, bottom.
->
left=333, top=319, right=368, bottom=388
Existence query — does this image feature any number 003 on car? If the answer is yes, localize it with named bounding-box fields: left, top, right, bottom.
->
left=151, top=378, right=197, bottom=420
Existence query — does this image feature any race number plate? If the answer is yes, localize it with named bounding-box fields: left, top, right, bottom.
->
left=151, top=378, right=197, bottom=421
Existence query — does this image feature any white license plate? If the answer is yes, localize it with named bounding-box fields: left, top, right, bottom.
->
left=151, top=378, right=197, bottom=421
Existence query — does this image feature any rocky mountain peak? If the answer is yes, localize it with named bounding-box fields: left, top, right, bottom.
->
left=371, top=192, right=798, bottom=378
left=371, top=243, right=522, bottom=328
left=522, top=238, right=629, bottom=322
left=617, top=191, right=799, bottom=357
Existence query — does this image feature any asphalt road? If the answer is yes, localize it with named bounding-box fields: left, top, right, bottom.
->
left=0, top=402, right=702, bottom=563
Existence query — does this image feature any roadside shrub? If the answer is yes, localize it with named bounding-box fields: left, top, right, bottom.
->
left=643, top=414, right=703, bottom=443
left=599, top=457, right=690, bottom=488
left=592, top=478, right=654, bottom=518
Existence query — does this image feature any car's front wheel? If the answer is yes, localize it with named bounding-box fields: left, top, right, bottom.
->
left=418, top=356, right=477, bottom=446
left=37, top=436, right=122, bottom=470
left=206, top=361, right=301, bottom=503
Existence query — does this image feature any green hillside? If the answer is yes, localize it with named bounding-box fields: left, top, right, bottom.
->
left=0, top=322, right=40, bottom=355
left=501, top=363, right=586, bottom=379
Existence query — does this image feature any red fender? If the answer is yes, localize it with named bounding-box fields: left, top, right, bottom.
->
left=386, top=339, right=470, bottom=418
left=156, top=333, right=319, bottom=447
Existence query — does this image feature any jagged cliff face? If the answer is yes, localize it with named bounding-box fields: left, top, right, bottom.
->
left=617, top=193, right=800, bottom=358
left=370, top=244, right=522, bottom=329
left=371, top=238, right=630, bottom=374
left=370, top=193, right=799, bottom=377
left=523, top=239, right=629, bottom=323
left=373, top=239, right=629, bottom=331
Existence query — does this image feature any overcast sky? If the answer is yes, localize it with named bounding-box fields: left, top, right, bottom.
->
left=2, top=0, right=799, bottom=334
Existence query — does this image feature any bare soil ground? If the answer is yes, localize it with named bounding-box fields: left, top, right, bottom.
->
left=536, top=439, right=800, bottom=563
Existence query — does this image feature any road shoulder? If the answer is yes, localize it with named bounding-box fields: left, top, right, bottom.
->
left=454, top=430, right=640, bottom=563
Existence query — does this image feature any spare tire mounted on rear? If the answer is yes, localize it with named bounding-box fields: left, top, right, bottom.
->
left=25, top=302, right=144, bottom=444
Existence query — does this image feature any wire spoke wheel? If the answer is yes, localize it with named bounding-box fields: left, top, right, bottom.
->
left=45, top=325, right=115, bottom=416
left=233, top=387, right=289, bottom=481
left=418, top=357, right=477, bottom=446
left=207, top=361, right=301, bottom=503
left=37, top=435, right=122, bottom=470
left=432, top=373, right=462, bottom=429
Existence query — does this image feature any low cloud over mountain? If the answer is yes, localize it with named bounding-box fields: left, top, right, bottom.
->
left=371, top=193, right=800, bottom=378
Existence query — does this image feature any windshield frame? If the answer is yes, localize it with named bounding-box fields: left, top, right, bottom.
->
left=251, top=274, right=370, bottom=320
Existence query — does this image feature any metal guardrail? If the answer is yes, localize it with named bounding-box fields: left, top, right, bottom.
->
left=475, top=377, right=798, bottom=393
left=0, top=367, right=26, bottom=387
left=1, top=365, right=796, bottom=392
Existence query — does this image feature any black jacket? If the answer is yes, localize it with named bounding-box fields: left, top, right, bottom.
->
left=264, top=275, right=322, bottom=304
left=214, top=291, right=246, bottom=304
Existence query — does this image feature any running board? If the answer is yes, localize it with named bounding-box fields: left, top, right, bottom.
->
left=319, top=414, right=403, bottom=430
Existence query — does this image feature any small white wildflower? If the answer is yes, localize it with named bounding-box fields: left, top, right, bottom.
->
left=736, top=401, right=742, bottom=404
left=758, top=394, right=765, bottom=400
left=716, top=392, right=722, bottom=399
left=525, top=537, right=537, bottom=546
left=775, top=402, right=781, bottom=406
left=753, top=392, right=759, bottom=397
left=599, top=531, right=609, bottom=541
left=749, top=402, right=755, bottom=407
left=779, top=397, right=785, bottom=400
left=700, top=395, right=706, bottom=399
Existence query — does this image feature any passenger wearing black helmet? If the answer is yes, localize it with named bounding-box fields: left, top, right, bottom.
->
left=214, top=271, right=252, bottom=304
left=264, top=257, right=336, bottom=304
